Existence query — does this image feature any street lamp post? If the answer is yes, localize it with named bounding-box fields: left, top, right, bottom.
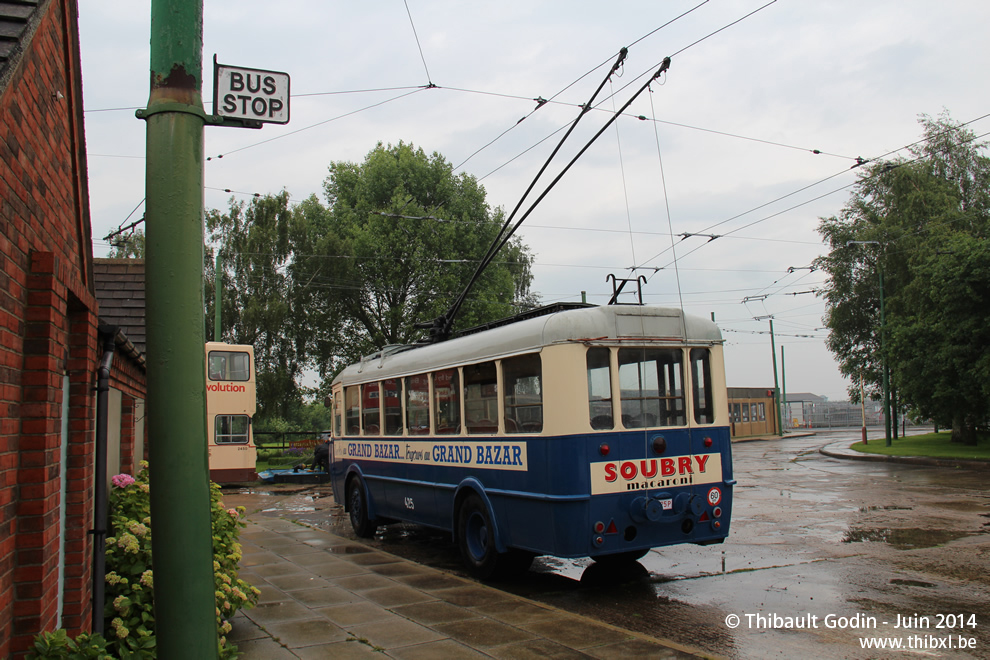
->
left=847, top=241, right=892, bottom=447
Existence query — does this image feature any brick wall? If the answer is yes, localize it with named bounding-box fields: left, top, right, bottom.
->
left=0, top=0, right=127, bottom=655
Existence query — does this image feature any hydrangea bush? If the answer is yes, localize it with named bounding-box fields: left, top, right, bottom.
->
left=60, top=463, right=258, bottom=659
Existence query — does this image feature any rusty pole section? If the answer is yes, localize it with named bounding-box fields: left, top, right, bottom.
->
left=140, top=0, right=217, bottom=656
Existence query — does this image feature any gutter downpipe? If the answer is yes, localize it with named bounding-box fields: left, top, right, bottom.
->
left=92, top=328, right=116, bottom=634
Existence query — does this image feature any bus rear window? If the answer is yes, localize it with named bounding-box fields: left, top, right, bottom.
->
left=691, top=348, right=714, bottom=424
left=215, top=414, right=249, bottom=444
left=433, top=369, right=460, bottom=435
left=208, top=351, right=250, bottom=381
left=618, top=348, right=684, bottom=428
left=587, top=347, right=613, bottom=430
left=503, top=354, right=542, bottom=433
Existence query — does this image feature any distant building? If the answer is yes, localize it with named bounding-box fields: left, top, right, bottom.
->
left=727, top=387, right=778, bottom=437
left=782, top=392, right=827, bottom=429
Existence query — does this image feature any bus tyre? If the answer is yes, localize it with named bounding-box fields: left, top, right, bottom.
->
left=457, top=494, right=501, bottom=579
left=457, top=494, right=533, bottom=580
left=347, top=477, right=377, bottom=538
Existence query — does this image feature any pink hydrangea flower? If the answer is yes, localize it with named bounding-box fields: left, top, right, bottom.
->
left=111, top=473, right=136, bottom=488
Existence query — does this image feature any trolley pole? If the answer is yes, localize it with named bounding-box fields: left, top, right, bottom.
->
left=139, top=0, right=218, bottom=657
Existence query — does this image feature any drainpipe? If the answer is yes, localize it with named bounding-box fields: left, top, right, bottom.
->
left=92, top=327, right=116, bottom=634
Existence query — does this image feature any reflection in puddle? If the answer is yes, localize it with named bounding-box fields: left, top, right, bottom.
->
left=842, top=527, right=974, bottom=549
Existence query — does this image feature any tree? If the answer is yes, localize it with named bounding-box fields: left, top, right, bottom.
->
left=205, top=191, right=305, bottom=426
left=307, top=141, right=536, bottom=362
left=816, top=111, right=990, bottom=444
left=107, top=229, right=145, bottom=258
left=204, top=142, right=538, bottom=422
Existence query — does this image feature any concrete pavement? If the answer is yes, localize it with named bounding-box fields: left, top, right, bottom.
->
left=226, top=503, right=711, bottom=659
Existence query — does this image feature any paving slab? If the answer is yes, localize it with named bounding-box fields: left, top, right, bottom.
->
left=228, top=488, right=710, bottom=660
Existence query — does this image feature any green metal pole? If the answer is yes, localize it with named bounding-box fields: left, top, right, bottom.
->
left=214, top=251, right=222, bottom=342
left=142, top=0, right=218, bottom=657
left=769, top=319, right=782, bottom=436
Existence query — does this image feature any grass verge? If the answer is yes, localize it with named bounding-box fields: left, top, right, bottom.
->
left=851, top=431, right=990, bottom=461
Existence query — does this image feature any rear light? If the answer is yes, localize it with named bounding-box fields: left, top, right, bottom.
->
left=599, top=442, right=610, bottom=456
left=703, top=436, right=713, bottom=448
left=713, top=506, right=722, bottom=518
left=594, top=521, right=605, bottom=533
left=713, top=520, right=721, bottom=530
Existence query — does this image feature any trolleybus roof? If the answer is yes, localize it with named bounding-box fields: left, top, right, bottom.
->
left=333, top=304, right=722, bottom=387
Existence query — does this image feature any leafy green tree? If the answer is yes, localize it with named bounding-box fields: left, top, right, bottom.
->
left=204, top=143, right=538, bottom=425
left=889, top=233, right=990, bottom=444
left=816, top=111, right=990, bottom=444
left=205, top=191, right=304, bottom=426
left=107, top=229, right=145, bottom=258
left=308, top=140, right=536, bottom=362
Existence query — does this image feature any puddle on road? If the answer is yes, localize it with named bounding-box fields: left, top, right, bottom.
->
left=890, top=578, right=937, bottom=588
left=858, top=505, right=912, bottom=512
left=841, top=527, right=975, bottom=549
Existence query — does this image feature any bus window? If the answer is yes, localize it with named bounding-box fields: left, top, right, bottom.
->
left=344, top=386, right=360, bottom=435
left=334, top=392, right=343, bottom=437
left=464, top=361, right=498, bottom=434
left=405, top=374, right=430, bottom=435
left=618, top=348, right=684, bottom=428
left=433, top=369, right=461, bottom=435
left=691, top=348, right=714, bottom=424
left=503, top=354, right=542, bottom=433
left=208, top=350, right=250, bottom=381
left=587, top=347, right=613, bottom=430
left=215, top=414, right=249, bottom=444
left=382, top=379, right=402, bottom=435
left=362, top=382, right=381, bottom=435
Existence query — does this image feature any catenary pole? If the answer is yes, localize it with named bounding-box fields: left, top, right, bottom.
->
left=769, top=319, right=782, bottom=436
left=140, top=0, right=218, bottom=656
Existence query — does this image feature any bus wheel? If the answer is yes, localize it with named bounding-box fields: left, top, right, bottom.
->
left=591, top=548, right=650, bottom=564
left=347, top=477, right=376, bottom=538
left=457, top=494, right=500, bottom=579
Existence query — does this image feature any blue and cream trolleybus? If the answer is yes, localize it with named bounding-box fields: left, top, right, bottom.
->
left=329, top=303, right=734, bottom=578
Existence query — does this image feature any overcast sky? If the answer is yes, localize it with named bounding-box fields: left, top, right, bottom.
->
left=77, top=0, right=990, bottom=401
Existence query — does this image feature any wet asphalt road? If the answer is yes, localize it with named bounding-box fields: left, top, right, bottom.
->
left=235, top=430, right=990, bottom=658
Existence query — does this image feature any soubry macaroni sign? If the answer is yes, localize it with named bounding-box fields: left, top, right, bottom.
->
left=339, top=440, right=528, bottom=472
left=213, top=59, right=290, bottom=124
left=590, top=453, right=722, bottom=495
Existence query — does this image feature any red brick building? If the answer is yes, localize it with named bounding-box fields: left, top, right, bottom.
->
left=1, top=0, right=148, bottom=655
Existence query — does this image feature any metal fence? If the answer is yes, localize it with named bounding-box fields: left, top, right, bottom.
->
left=782, top=401, right=922, bottom=430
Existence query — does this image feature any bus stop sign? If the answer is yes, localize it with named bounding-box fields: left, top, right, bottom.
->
left=213, top=59, right=290, bottom=125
